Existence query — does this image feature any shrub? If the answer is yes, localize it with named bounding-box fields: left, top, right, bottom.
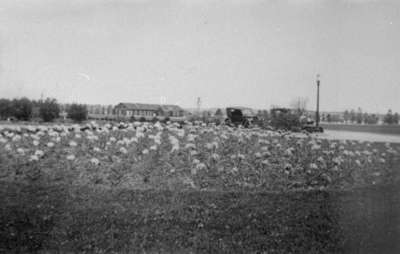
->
left=162, top=117, right=170, bottom=124
left=151, top=117, right=158, bottom=123
left=139, top=117, right=146, bottom=122
left=0, top=98, right=12, bottom=119
left=12, top=98, right=33, bottom=121
left=187, top=115, right=202, bottom=123
left=212, top=117, right=222, bottom=126
left=67, top=104, right=88, bottom=122
left=39, top=98, right=60, bottom=122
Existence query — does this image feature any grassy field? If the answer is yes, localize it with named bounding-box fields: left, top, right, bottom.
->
left=1, top=182, right=399, bottom=253
left=321, top=123, right=400, bottom=135
left=1, top=121, right=400, bottom=253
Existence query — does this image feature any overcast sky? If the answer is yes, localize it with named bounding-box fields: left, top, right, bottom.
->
left=0, top=0, right=399, bottom=113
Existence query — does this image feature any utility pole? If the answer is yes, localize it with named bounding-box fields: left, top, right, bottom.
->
left=316, top=74, right=320, bottom=127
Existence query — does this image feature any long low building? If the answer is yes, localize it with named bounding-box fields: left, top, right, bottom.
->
left=114, top=103, right=185, bottom=120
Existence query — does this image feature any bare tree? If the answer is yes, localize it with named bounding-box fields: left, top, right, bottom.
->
left=290, top=97, right=309, bottom=114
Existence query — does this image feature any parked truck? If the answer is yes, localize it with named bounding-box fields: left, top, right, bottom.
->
left=270, top=108, right=323, bottom=133
left=225, top=107, right=259, bottom=128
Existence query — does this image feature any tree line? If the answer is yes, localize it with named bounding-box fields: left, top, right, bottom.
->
left=0, top=97, right=88, bottom=122
left=341, top=108, right=399, bottom=125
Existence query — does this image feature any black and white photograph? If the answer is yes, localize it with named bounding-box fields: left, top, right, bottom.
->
left=1, top=0, right=400, bottom=253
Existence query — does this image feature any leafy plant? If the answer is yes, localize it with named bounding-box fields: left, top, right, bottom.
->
left=67, top=104, right=88, bottom=122
left=39, top=98, right=60, bottom=122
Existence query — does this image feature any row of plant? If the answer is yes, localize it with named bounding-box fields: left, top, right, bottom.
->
left=1, top=121, right=399, bottom=191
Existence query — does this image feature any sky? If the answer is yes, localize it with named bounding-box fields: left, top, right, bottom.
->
left=0, top=0, right=399, bottom=113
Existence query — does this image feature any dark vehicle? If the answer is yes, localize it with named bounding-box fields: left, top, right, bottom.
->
left=225, top=107, right=258, bottom=128
left=270, top=108, right=323, bottom=133
left=300, top=117, right=324, bottom=133
left=270, top=108, right=300, bottom=131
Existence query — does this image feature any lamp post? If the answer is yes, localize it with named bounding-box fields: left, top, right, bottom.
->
left=316, top=74, right=320, bottom=127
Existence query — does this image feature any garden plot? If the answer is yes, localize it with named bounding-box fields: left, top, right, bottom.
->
left=1, top=121, right=400, bottom=253
left=1, top=121, right=399, bottom=191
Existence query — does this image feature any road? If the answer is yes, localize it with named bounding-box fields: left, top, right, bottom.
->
left=313, top=129, right=400, bottom=143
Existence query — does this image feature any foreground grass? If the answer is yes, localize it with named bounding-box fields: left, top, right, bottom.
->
left=1, top=181, right=399, bottom=253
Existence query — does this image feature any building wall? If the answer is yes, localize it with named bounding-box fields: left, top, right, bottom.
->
left=113, top=108, right=158, bottom=118
left=159, top=109, right=184, bottom=117
left=112, top=104, right=186, bottom=120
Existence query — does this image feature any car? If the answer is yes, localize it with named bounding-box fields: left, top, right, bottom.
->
left=225, top=107, right=258, bottom=128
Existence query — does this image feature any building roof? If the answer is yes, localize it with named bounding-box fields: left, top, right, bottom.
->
left=160, top=105, right=183, bottom=112
left=116, top=103, right=183, bottom=112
